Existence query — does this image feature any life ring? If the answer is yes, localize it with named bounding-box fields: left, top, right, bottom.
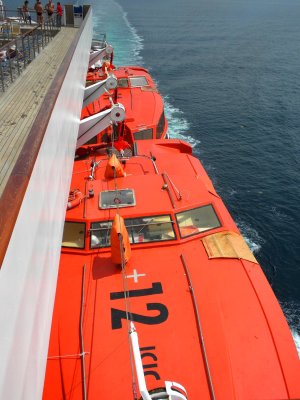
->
left=67, top=189, right=84, bottom=210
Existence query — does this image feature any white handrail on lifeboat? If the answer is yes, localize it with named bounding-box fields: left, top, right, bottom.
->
left=130, top=322, right=152, bottom=400
left=129, top=322, right=188, bottom=400
left=83, top=73, right=117, bottom=108
left=165, top=381, right=188, bottom=400
left=77, top=103, right=125, bottom=147
left=89, top=43, right=113, bottom=68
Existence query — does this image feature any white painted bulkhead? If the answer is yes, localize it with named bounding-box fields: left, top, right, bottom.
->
left=0, top=13, right=92, bottom=399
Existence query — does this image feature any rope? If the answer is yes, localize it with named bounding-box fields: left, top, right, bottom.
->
left=47, top=352, right=90, bottom=360
left=112, top=163, right=138, bottom=400
left=80, top=264, right=88, bottom=400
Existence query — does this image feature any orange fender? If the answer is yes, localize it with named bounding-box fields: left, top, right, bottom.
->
left=105, top=154, right=126, bottom=179
left=110, top=214, right=131, bottom=264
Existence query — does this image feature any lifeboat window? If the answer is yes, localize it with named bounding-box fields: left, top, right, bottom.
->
left=62, top=222, right=86, bottom=249
left=100, top=189, right=136, bottom=209
left=129, top=76, right=148, bottom=87
left=117, top=78, right=129, bottom=88
left=156, top=111, right=165, bottom=139
left=134, top=128, right=153, bottom=140
left=176, top=205, right=221, bottom=238
left=125, top=215, right=175, bottom=243
left=90, top=221, right=112, bottom=248
left=90, top=215, right=175, bottom=248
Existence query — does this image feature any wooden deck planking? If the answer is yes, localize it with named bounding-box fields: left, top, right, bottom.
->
left=0, top=27, right=78, bottom=196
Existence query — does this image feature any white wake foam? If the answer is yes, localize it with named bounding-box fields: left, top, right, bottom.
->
left=236, top=220, right=264, bottom=254
left=121, top=10, right=144, bottom=65
left=93, top=0, right=144, bottom=66
left=291, top=330, right=300, bottom=358
left=164, top=98, right=200, bottom=147
left=280, top=301, right=300, bottom=358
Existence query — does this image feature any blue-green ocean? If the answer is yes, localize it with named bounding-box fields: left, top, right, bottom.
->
left=9, top=0, right=300, bottom=353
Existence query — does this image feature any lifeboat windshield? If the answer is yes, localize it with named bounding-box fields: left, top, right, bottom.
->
left=133, top=128, right=153, bottom=140
left=129, top=76, right=148, bottom=87
left=62, top=221, right=86, bottom=248
left=117, top=78, right=129, bottom=88
left=156, top=111, right=166, bottom=139
left=176, top=204, right=221, bottom=238
left=90, top=215, right=175, bottom=248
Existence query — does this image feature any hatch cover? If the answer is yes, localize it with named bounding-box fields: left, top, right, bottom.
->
left=99, top=189, right=136, bottom=209
left=202, top=231, right=258, bottom=263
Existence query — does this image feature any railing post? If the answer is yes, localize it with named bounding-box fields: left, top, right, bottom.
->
left=40, top=25, right=44, bottom=48
left=21, top=35, right=26, bottom=68
left=8, top=54, right=13, bottom=83
left=32, top=33, right=36, bottom=59
left=36, top=29, right=40, bottom=53
left=0, top=63, right=5, bottom=92
left=16, top=40, right=20, bottom=76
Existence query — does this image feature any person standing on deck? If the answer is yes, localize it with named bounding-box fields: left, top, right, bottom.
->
left=22, top=1, right=32, bottom=24
left=45, top=0, right=54, bottom=19
left=34, top=0, right=44, bottom=24
left=56, top=2, right=63, bottom=27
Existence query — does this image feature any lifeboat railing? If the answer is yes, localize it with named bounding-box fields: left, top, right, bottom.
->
left=180, top=254, right=216, bottom=400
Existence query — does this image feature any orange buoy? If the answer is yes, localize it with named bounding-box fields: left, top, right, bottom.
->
left=67, top=189, right=84, bottom=210
left=110, top=214, right=131, bottom=264
left=105, top=153, right=126, bottom=179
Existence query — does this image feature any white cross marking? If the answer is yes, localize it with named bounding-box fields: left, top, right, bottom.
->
left=126, top=269, right=146, bottom=283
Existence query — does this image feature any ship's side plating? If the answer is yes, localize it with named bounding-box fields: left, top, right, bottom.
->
left=0, top=11, right=93, bottom=400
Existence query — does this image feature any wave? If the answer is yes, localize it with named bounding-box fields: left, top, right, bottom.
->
left=236, top=219, right=264, bottom=254
left=280, top=301, right=300, bottom=357
left=292, top=330, right=300, bottom=358
left=92, top=0, right=143, bottom=66
left=164, top=97, right=200, bottom=147
left=120, top=10, right=144, bottom=65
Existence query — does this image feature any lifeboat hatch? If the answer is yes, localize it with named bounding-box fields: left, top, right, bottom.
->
left=99, top=189, right=136, bottom=209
